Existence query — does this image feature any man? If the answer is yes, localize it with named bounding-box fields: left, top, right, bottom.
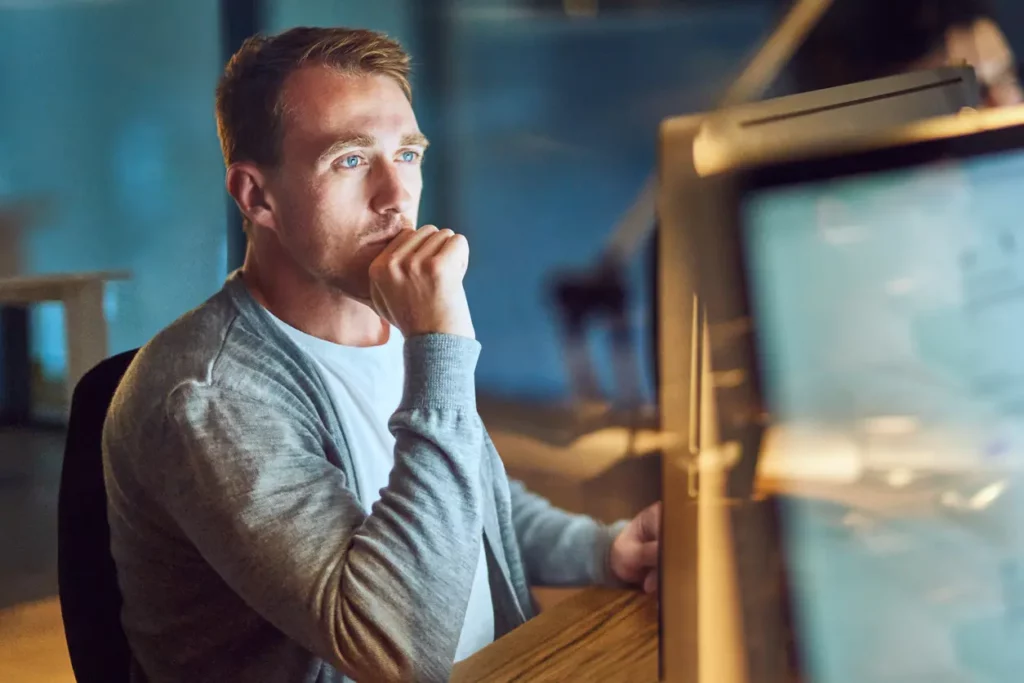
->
left=103, top=27, right=660, bottom=683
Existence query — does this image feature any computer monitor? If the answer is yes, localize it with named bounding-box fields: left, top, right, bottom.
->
left=708, top=104, right=1024, bottom=683
left=658, top=66, right=982, bottom=683
left=660, top=63, right=982, bottom=495
left=693, top=65, right=980, bottom=177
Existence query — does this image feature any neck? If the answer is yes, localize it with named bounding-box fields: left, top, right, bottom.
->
left=241, top=243, right=390, bottom=347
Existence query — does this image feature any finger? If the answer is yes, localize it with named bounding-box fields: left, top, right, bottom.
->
left=639, top=540, right=659, bottom=569
left=412, top=228, right=455, bottom=263
left=389, top=225, right=439, bottom=264
left=433, top=232, right=470, bottom=276
left=643, top=569, right=658, bottom=595
left=372, top=223, right=417, bottom=263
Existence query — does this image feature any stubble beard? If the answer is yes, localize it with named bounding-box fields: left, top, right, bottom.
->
left=307, top=213, right=411, bottom=301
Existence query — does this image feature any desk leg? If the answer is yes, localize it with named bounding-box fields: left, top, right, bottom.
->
left=0, top=306, right=31, bottom=425
left=62, top=281, right=108, bottom=404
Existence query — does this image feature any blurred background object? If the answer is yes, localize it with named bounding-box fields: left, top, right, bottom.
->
left=784, top=0, right=1022, bottom=105
left=0, top=197, right=47, bottom=277
left=655, top=2, right=1024, bottom=682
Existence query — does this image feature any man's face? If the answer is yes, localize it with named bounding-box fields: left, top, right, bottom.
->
left=264, top=66, right=426, bottom=299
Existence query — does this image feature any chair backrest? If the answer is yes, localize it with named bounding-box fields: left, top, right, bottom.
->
left=58, top=349, right=138, bottom=683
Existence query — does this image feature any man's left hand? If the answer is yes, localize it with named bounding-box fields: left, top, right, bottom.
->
left=609, top=501, right=661, bottom=594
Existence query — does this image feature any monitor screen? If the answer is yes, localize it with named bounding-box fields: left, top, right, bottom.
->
left=741, top=148, right=1024, bottom=682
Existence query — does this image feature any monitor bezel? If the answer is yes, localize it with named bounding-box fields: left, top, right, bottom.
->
left=658, top=70, right=992, bottom=683
left=699, top=107, right=1024, bottom=499
left=704, top=107, right=1024, bottom=681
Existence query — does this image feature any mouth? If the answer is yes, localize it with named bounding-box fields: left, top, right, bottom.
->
left=365, top=223, right=407, bottom=246
left=366, top=232, right=398, bottom=247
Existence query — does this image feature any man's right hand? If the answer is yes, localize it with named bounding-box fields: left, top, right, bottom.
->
left=368, top=225, right=476, bottom=340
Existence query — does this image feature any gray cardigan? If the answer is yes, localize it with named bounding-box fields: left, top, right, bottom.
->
left=102, top=272, right=625, bottom=683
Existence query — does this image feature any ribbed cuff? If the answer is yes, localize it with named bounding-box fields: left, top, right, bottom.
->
left=401, top=333, right=481, bottom=411
left=596, top=519, right=631, bottom=587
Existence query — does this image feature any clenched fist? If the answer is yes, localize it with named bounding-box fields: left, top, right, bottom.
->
left=368, top=225, right=475, bottom=340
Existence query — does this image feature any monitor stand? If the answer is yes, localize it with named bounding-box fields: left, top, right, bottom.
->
left=659, top=1, right=836, bottom=681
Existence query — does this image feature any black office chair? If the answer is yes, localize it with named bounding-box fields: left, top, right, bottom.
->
left=57, top=349, right=138, bottom=683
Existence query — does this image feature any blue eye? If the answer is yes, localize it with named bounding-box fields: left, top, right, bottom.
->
left=340, top=155, right=361, bottom=169
left=400, top=150, right=420, bottom=163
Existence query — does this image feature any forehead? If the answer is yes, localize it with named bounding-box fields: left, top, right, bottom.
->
left=278, top=66, right=418, bottom=144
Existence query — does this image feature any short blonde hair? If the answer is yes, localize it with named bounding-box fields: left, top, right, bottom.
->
left=215, top=26, right=412, bottom=169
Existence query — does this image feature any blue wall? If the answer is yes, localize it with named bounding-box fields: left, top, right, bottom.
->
left=0, top=1, right=226, bottom=380
left=454, top=7, right=773, bottom=400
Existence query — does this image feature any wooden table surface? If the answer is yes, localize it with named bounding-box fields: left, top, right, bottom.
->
left=451, top=587, right=659, bottom=682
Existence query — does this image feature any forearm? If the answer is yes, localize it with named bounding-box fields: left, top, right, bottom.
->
left=331, top=334, right=488, bottom=677
left=154, top=334, right=486, bottom=682
left=507, top=479, right=628, bottom=587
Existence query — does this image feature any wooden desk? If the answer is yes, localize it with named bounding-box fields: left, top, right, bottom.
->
left=0, top=271, right=130, bottom=403
left=451, top=588, right=659, bottom=682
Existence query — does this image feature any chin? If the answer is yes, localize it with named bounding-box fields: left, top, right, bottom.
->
left=319, top=271, right=372, bottom=302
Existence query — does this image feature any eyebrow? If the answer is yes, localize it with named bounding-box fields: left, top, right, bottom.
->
left=317, top=132, right=431, bottom=164
left=401, top=132, right=431, bottom=149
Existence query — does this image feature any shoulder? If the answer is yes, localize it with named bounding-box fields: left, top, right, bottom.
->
left=106, top=285, right=324, bottom=446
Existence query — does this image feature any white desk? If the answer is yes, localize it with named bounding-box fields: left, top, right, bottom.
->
left=0, top=271, right=130, bottom=403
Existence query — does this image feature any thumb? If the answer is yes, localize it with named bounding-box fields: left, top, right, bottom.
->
left=643, top=569, right=658, bottom=595
left=639, top=540, right=658, bottom=569
left=638, top=501, right=662, bottom=542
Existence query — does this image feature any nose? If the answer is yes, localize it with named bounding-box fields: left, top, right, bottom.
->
left=368, top=160, right=413, bottom=216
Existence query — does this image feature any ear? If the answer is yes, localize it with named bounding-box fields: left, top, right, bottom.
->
left=226, top=162, right=279, bottom=234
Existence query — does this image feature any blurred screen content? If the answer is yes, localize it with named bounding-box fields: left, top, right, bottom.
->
left=743, top=149, right=1024, bottom=682
left=746, top=149, right=1024, bottom=469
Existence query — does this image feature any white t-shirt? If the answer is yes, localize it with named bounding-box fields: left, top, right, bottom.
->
left=266, top=311, right=494, bottom=662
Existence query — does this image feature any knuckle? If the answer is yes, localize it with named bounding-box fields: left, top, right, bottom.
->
left=424, top=257, right=445, bottom=279
left=387, top=259, right=406, bottom=279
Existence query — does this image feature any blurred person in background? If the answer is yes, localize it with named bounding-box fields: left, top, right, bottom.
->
left=789, top=0, right=1021, bottom=106
left=103, top=26, right=661, bottom=683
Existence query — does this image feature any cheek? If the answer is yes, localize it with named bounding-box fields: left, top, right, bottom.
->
left=287, top=178, right=354, bottom=232
left=318, top=175, right=368, bottom=216
left=404, top=167, right=424, bottom=197
left=402, top=167, right=424, bottom=220
left=273, top=176, right=320, bottom=225
left=310, top=182, right=378, bottom=254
